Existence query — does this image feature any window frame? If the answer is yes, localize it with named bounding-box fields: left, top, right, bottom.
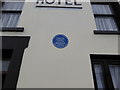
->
left=0, top=49, right=13, bottom=86
left=90, top=54, right=120, bottom=90
left=91, top=2, right=120, bottom=35
left=1, top=2, right=24, bottom=32
left=0, top=36, right=30, bottom=89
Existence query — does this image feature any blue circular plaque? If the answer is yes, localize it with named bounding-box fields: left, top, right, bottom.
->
left=52, top=34, right=69, bottom=49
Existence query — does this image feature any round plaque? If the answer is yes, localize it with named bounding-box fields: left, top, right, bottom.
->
left=52, top=34, right=69, bottom=49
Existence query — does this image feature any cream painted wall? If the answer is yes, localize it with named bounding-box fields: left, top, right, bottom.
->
left=1, top=0, right=119, bottom=88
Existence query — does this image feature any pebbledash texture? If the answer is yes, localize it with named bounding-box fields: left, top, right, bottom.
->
left=0, top=0, right=120, bottom=89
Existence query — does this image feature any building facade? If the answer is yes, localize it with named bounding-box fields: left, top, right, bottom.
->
left=0, top=0, right=120, bottom=89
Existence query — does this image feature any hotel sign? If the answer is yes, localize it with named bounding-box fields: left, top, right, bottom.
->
left=36, top=0, right=82, bottom=9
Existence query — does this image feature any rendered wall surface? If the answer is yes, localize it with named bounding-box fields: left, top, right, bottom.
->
left=1, top=0, right=119, bottom=88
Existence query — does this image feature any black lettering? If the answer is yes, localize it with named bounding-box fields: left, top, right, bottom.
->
left=74, top=0, right=81, bottom=5
left=65, top=0, right=72, bottom=5
left=45, top=0, right=55, bottom=4
left=36, top=0, right=44, bottom=4
left=58, top=0, right=61, bottom=5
